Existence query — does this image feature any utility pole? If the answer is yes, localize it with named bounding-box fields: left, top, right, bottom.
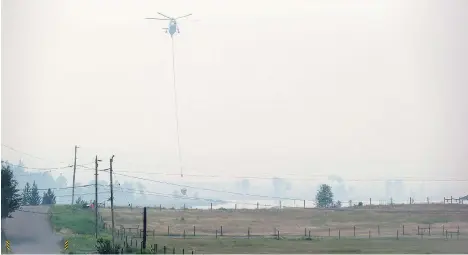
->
left=95, top=155, right=101, bottom=239
left=71, top=145, right=79, bottom=205
left=143, top=207, right=147, bottom=250
left=109, top=155, right=115, bottom=246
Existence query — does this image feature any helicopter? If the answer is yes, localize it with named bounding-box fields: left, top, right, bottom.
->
left=146, top=12, right=192, bottom=38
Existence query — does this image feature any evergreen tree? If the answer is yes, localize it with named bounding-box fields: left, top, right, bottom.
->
left=29, top=181, right=42, bottom=205
left=315, top=184, right=334, bottom=208
left=22, top=182, right=31, bottom=205
left=42, top=188, right=56, bottom=205
left=1, top=163, right=22, bottom=218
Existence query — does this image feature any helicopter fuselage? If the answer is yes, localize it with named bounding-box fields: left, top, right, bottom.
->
left=167, top=20, right=178, bottom=36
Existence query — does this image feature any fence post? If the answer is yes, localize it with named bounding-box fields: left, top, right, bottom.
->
left=173, top=247, right=175, bottom=254
left=164, top=246, right=166, bottom=254
left=210, top=203, right=212, bottom=211
left=257, top=202, right=259, bottom=209
left=397, top=230, right=399, bottom=240
left=248, top=227, right=250, bottom=239
left=183, top=249, right=184, bottom=254
left=216, top=230, right=218, bottom=239
left=304, top=200, right=306, bottom=209
left=168, top=226, right=170, bottom=236
left=402, top=225, right=405, bottom=235
left=277, top=230, right=280, bottom=240
left=368, top=230, right=371, bottom=239
left=221, top=226, right=223, bottom=236
left=155, top=244, right=158, bottom=254
left=309, top=230, right=311, bottom=238
left=160, top=204, right=162, bottom=211
left=378, top=225, right=380, bottom=236
left=442, top=225, right=445, bottom=236
left=353, top=226, right=356, bottom=237
left=418, top=225, right=420, bottom=235
left=328, top=228, right=330, bottom=237
left=194, top=225, right=196, bottom=236
left=305, top=228, right=307, bottom=237
left=370, top=198, right=372, bottom=206
left=339, top=229, right=341, bottom=239
left=184, top=229, right=186, bottom=239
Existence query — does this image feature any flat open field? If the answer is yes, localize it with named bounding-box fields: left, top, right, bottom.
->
left=100, top=204, right=468, bottom=239
left=52, top=204, right=468, bottom=253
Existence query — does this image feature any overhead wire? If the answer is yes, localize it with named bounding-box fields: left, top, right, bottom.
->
left=4, top=144, right=467, bottom=207
left=112, top=171, right=305, bottom=201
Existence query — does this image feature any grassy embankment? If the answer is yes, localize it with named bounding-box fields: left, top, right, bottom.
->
left=50, top=205, right=468, bottom=254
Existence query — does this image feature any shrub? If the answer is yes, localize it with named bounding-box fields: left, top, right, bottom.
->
left=96, top=237, right=121, bottom=254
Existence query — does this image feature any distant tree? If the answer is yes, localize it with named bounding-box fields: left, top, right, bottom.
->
left=22, top=182, right=32, bottom=205
left=241, top=179, right=250, bottom=194
left=172, top=190, right=180, bottom=198
left=2, top=163, right=22, bottom=218
left=315, top=184, right=334, bottom=208
left=42, top=188, right=56, bottom=205
left=335, top=200, right=342, bottom=208
left=76, top=196, right=84, bottom=205
left=358, top=202, right=363, bottom=206
left=272, top=177, right=292, bottom=197
left=29, top=181, right=42, bottom=205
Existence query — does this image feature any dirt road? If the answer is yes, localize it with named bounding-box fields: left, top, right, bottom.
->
left=2, top=206, right=62, bottom=254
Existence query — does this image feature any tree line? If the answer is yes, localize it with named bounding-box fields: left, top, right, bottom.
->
left=21, top=181, right=57, bottom=206
left=2, top=162, right=58, bottom=220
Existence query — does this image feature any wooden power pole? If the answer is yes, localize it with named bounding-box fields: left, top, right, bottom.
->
left=143, top=207, right=147, bottom=250
left=71, top=145, right=79, bottom=205
left=95, top=155, right=101, bottom=238
left=109, top=155, right=115, bottom=246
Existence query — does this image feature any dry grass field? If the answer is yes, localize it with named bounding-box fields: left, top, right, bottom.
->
left=100, top=204, right=468, bottom=239
left=52, top=204, right=468, bottom=253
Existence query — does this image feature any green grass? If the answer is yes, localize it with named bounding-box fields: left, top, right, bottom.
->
left=51, top=205, right=97, bottom=235
left=50, top=205, right=109, bottom=253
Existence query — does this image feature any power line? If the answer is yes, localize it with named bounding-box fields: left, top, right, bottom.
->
left=111, top=172, right=304, bottom=201
left=2, top=144, right=69, bottom=164
left=100, top=185, right=289, bottom=208
left=37, top=184, right=94, bottom=191
left=4, top=144, right=466, bottom=182
left=110, top=168, right=468, bottom=182
left=2, top=161, right=73, bottom=170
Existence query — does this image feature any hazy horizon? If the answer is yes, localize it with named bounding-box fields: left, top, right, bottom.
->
left=2, top=0, right=467, bottom=205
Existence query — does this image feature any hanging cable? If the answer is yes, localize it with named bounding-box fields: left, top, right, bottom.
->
left=171, top=37, right=184, bottom=178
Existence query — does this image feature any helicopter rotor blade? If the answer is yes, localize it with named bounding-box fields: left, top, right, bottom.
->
left=175, top=13, right=192, bottom=20
left=145, top=18, right=169, bottom=20
left=157, top=12, right=172, bottom=19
